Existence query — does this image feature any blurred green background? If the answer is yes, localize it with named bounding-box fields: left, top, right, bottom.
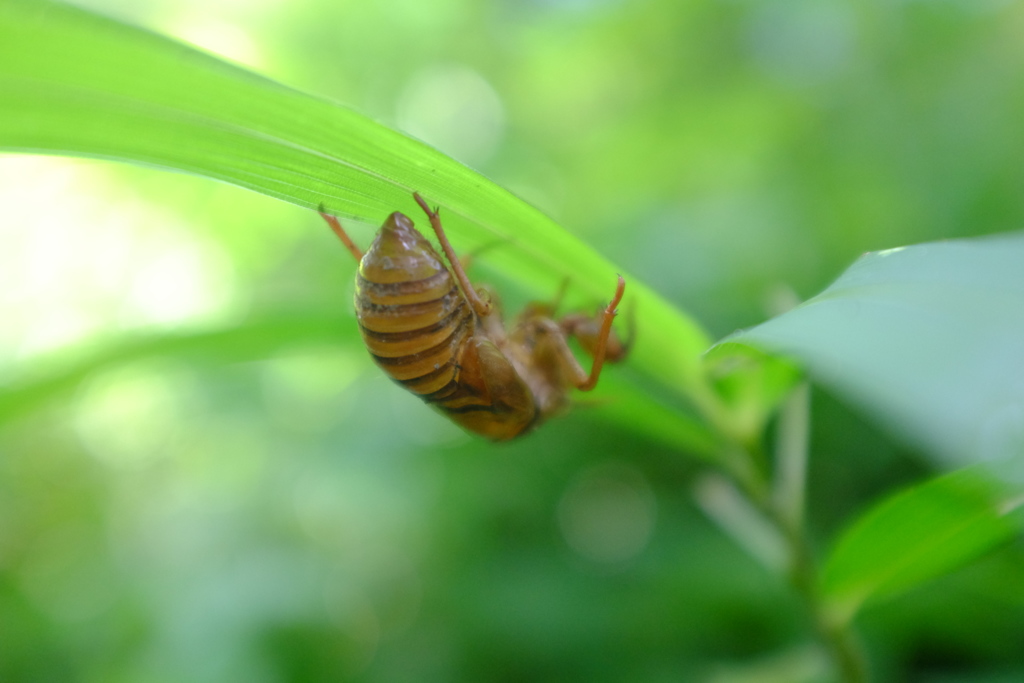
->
left=3, top=0, right=1024, bottom=681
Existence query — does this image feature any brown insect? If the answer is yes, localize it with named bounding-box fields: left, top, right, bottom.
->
left=318, top=193, right=628, bottom=441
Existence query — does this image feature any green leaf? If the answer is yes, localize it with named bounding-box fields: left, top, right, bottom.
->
left=0, top=311, right=355, bottom=423
left=821, top=467, right=1024, bottom=624
left=728, top=232, right=1024, bottom=467
left=0, top=311, right=722, bottom=457
left=703, top=342, right=803, bottom=447
left=0, top=0, right=718, bottom=433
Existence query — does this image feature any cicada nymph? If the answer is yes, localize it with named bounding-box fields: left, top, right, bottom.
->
left=319, top=193, right=629, bottom=441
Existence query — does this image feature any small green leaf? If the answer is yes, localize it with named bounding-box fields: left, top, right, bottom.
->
left=821, top=467, right=1024, bottom=624
left=728, top=232, right=1024, bottom=467
left=703, top=342, right=802, bottom=446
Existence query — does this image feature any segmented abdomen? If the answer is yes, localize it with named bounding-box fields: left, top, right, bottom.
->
left=350, top=210, right=540, bottom=440
left=353, top=211, right=477, bottom=409
left=356, top=268, right=470, bottom=403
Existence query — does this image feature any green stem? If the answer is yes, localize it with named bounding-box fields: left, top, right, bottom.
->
left=774, top=382, right=810, bottom=529
left=780, top=507, right=868, bottom=683
left=705, top=381, right=868, bottom=683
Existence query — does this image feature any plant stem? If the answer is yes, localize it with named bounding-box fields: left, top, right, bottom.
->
left=729, top=462, right=868, bottom=682
left=774, top=382, right=810, bottom=530
left=708, top=384, right=868, bottom=683
left=779, top=508, right=868, bottom=683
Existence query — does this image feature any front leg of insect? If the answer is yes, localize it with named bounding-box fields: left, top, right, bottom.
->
left=319, top=194, right=627, bottom=440
left=506, top=276, right=627, bottom=417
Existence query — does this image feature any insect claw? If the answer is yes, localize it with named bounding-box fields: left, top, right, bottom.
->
left=600, top=276, right=626, bottom=316
left=575, top=275, right=627, bottom=392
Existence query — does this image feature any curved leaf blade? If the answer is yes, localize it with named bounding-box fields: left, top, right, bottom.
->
left=728, top=231, right=1024, bottom=467
left=0, top=312, right=721, bottom=456
left=0, top=0, right=713, bottom=408
left=0, top=311, right=355, bottom=424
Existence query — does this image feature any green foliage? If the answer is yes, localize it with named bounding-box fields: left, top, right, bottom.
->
left=0, top=0, right=713, bottom=408
left=730, top=233, right=1024, bottom=468
left=2, top=0, right=1024, bottom=682
left=0, top=311, right=352, bottom=423
left=822, top=467, right=1024, bottom=624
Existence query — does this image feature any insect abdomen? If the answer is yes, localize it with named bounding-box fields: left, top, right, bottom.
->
left=355, top=212, right=470, bottom=402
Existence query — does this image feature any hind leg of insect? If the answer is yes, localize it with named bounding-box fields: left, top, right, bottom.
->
left=560, top=293, right=634, bottom=364
left=534, top=275, right=626, bottom=392
left=318, top=206, right=363, bottom=262
left=412, top=192, right=492, bottom=318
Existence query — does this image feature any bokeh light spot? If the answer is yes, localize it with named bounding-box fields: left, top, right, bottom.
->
left=172, top=19, right=267, bottom=69
left=746, top=3, right=856, bottom=87
left=260, top=346, right=362, bottom=435
left=397, top=63, right=506, bottom=167
left=557, top=461, right=656, bottom=565
left=73, top=362, right=194, bottom=469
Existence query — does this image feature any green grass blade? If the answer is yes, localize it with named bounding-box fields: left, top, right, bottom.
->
left=821, top=467, right=1024, bottom=624
left=0, top=311, right=721, bottom=456
left=0, top=0, right=713, bottom=414
left=0, top=311, right=355, bottom=423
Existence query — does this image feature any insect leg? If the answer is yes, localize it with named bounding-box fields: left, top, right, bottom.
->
left=618, top=303, right=637, bottom=357
left=318, top=205, right=363, bottom=262
left=575, top=275, right=626, bottom=391
left=560, top=295, right=634, bottom=363
left=412, top=192, right=492, bottom=318
left=528, top=275, right=626, bottom=394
